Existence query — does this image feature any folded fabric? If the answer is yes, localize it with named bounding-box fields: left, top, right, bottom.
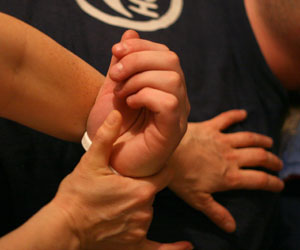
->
left=280, top=122, right=300, bottom=180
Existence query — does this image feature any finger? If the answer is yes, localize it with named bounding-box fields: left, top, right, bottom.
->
left=228, top=170, right=285, bottom=192
left=142, top=239, right=194, bottom=250
left=107, top=30, right=139, bottom=69
left=85, top=110, right=122, bottom=171
left=113, top=38, right=169, bottom=60
left=234, top=148, right=283, bottom=171
left=109, top=50, right=182, bottom=82
left=194, top=194, right=236, bottom=233
left=224, top=131, right=273, bottom=148
left=127, top=88, right=183, bottom=136
left=208, top=109, right=247, bottom=131
left=121, top=29, right=140, bottom=41
left=114, top=70, right=184, bottom=99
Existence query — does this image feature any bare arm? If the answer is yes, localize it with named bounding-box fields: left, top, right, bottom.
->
left=244, top=0, right=300, bottom=89
left=0, top=12, right=104, bottom=141
left=0, top=111, right=193, bottom=250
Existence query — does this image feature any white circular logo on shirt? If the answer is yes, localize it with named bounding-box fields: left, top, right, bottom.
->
left=75, top=0, right=184, bottom=31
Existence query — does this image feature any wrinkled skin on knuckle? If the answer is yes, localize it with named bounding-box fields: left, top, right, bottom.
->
left=224, top=170, right=241, bottom=189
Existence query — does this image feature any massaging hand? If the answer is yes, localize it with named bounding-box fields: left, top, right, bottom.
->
left=168, top=110, right=284, bottom=233
left=87, top=30, right=190, bottom=177
left=54, top=110, right=193, bottom=250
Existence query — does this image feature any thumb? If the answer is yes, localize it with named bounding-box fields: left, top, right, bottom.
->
left=142, top=239, right=194, bottom=250
left=85, top=110, right=122, bottom=172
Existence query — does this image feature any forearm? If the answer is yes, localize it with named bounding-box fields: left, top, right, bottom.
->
left=0, top=202, right=79, bottom=250
left=0, top=12, right=104, bottom=141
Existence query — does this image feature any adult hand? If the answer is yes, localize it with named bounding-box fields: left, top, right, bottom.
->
left=168, top=110, right=284, bottom=233
left=86, top=30, right=141, bottom=139
left=87, top=30, right=190, bottom=177
left=53, top=110, right=193, bottom=250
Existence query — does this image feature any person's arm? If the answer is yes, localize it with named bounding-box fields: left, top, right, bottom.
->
left=0, top=110, right=194, bottom=250
left=86, top=30, right=190, bottom=177
left=0, top=12, right=104, bottom=141
left=244, top=0, right=300, bottom=90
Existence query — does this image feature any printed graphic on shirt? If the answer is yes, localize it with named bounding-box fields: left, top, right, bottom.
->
left=75, top=0, right=183, bottom=31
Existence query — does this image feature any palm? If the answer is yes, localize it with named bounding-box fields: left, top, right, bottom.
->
left=110, top=109, right=176, bottom=177
left=87, top=69, right=141, bottom=136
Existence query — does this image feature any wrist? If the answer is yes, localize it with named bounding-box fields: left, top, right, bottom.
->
left=43, top=201, right=81, bottom=250
left=0, top=202, right=80, bottom=250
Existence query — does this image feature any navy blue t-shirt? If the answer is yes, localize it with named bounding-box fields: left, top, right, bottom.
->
left=0, top=1, right=288, bottom=249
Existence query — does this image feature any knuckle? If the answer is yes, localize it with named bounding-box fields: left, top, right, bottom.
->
left=245, top=132, right=255, bottom=143
left=93, top=126, right=109, bottom=145
left=136, top=87, right=150, bottom=99
left=138, top=209, right=153, bottom=224
left=256, top=173, right=269, bottom=188
left=224, top=151, right=237, bottom=162
left=168, top=71, right=182, bottom=87
left=135, top=186, right=155, bottom=204
left=257, top=149, right=269, bottom=164
left=167, top=50, right=180, bottom=65
left=121, top=229, right=147, bottom=244
left=122, top=53, right=139, bottom=71
left=245, top=132, right=256, bottom=144
left=163, top=95, right=179, bottom=111
left=159, top=43, right=170, bottom=51
left=225, top=170, right=240, bottom=188
left=123, top=39, right=135, bottom=51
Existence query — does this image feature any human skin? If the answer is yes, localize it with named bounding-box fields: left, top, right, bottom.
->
left=0, top=12, right=103, bottom=141
left=0, top=13, right=193, bottom=249
left=167, top=0, right=300, bottom=233
left=168, top=110, right=284, bottom=233
left=87, top=30, right=190, bottom=177
left=0, top=110, right=194, bottom=250
left=0, top=5, right=291, bottom=236
left=244, top=0, right=300, bottom=90
left=0, top=13, right=189, bottom=178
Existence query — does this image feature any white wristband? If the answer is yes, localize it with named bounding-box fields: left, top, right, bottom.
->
left=81, top=131, right=92, bottom=151
left=81, top=131, right=120, bottom=175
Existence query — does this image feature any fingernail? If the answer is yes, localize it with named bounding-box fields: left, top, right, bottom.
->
left=112, top=62, right=123, bottom=74
left=114, top=43, right=127, bottom=53
left=106, top=110, right=119, bottom=126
